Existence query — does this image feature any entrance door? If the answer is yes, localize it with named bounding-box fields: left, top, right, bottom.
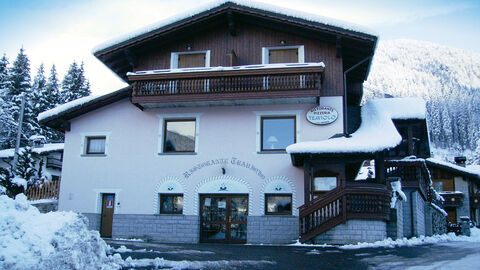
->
left=100, top=194, right=115, bottom=237
left=200, top=195, right=248, bottom=243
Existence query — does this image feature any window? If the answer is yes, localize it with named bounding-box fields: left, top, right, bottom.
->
left=170, top=51, right=210, bottom=69
left=163, top=119, right=196, bottom=153
left=159, top=194, right=183, bottom=214
left=262, top=45, right=304, bottom=64
left=313, top=171, right=338, bottom=198
left=265, top=194, right=292, bottom=215
left=261, top=116, right=296, bottom=151
left=86, top=136, right=106, bottom=154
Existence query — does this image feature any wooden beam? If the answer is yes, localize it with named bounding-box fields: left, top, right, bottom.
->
left=336, top=36, right=342, bottom=58
left=304, top=158, right=311, bottom=204
left=227, top=10, right=237, bottom=36
left=124, top=49, right=138, bottom=69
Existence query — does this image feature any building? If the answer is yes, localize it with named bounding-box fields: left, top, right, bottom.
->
left=38, top=1, right=446, bottom=244
left=0, top=136, right=63, bottom=212
left=427, top=157, right=480, bottom=226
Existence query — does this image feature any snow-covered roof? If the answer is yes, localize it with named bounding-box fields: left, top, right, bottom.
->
left=93, top=0, right=376, bottom=54
left=0, top=143, right=64, bottom=159
left=28, top=135, right=46, bottom=141
left=38, top=95, right=99, bottom=122
left=37, top=86, right=131, bottom=126
left=286, top=97, right=425, bottom=154
left=427, top=158, right=480, bottom=180
left=127, top=62, right=326, bottom=76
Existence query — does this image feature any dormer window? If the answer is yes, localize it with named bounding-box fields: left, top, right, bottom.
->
left=262, top=45, right=304, bottom=64
left=170, top=50, right=211, bottom=69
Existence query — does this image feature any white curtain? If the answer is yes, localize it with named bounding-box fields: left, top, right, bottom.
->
left=88, top=138, right=105, bottom=153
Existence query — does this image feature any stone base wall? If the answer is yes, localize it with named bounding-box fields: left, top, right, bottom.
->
left=313, top=219, right=386, bottom=245
left=247, top=216, right=298, bottom=244
left=31, top=202, right=58, bottom=213
left=412, top=190, right=426, bottom=236
left=425, top=204, right=447, bottom=236
left=112, top=214, right=199, bottom=243
left=387, top=200, right=404, bottom=239
left=82, top=213, right=101, bottom=231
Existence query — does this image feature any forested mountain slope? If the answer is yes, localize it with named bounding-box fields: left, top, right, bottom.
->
left=364, top=39, right=480, bottom=163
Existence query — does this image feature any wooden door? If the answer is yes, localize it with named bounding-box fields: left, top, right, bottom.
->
left=100, top=194, right=115, bottom=237
left=268, top=48, right=298, bottom=63
left=445, top=207, right=457, bottom=224
left=178, top=53, right=206, bottom=68
left=200, top=195, right=248, bottom=243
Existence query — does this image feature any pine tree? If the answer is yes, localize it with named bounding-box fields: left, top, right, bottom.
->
left=14, top=146, right=40, bottom=190
left=0, top=167, right=23, bottom=198
left=46, top=64, right=62, bottom=105
left=474, top=139, right=480, bottom=165
left=31, top=63, right=48, bottom=117
left=0, top=53, right=11, bottom=95
left=8, top=47, right=30, bottom=96
left=61, top=61, right=91, bottom=102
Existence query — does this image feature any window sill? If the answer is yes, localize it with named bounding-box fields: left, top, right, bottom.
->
left=158, top=152, right=197, bottom=156
left=257, top=151, right=287, bottom=154
left=155, top=213, right=184, bottom=216
left=81, top=154, right=107, bottom=157
left=263, top=214, right=293, bottom=216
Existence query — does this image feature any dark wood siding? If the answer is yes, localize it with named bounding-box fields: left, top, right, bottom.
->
left=135, top=22, right=343, bottom=96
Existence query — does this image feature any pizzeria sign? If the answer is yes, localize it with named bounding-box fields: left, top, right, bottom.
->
left=306, top=106, right=338, bottom=125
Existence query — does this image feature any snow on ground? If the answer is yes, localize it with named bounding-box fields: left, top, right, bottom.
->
left=287, top=98, right=425, bottom=154
left=0, top=143, right=64, bottom=158
left=0, top=194, right=120, bottom=270
left=0, top=194, right=274, bottom=269
left=339, top=227, right=480, bottom=250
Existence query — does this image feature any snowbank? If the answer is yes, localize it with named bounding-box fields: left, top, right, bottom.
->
left=0, top=194, right=120, bottom=270
left=287, top=98, right=425, bottom=154
left=339, top=227, right=480, bottom=250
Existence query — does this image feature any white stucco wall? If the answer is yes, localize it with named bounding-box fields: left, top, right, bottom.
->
left=58, top=96, right=343, bottom=216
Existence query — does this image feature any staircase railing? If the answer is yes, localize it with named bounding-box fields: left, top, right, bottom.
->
left=299, top=180, right=390, bottom=243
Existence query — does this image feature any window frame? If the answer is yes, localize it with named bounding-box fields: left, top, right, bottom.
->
left=81, top=133, right=110, bottom=156
left=85, top=136, right=107, bottom=155
left=170, top=50, right=211, bottom=69
left=163, top=118, right=197, bottom=153
left=260, top=116, right=296, bottom=152
left=262, top=45, right=305, bottom=64
left=159, top=193, right=184, bottom=214
left=313, top=170, right=339, bottom=198
left=264, top=193, right=293, bottom=216
left=157, top=114, right=201, bottom=155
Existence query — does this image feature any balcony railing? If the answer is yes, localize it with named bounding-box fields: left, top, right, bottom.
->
left=471, top=194, right=480, bottom=208
left=46, top=157, right=62, bottom=169
left=440, top=192, right=464, bottom=207
left=129, top=65, right=324, bottom=104
left=386, top=160, right=431, bottom=200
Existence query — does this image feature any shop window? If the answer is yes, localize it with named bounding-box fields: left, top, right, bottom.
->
left=85, top=136, right=106, bottom=155
left=159, top=194, right=183, bottom=214
left=265, top=194, right=292, bottom=215
left=261, top=116, right=296, bottom=151
left=163, top=119, right=196, bottom=153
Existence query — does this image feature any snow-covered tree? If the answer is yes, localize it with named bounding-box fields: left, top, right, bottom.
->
left=0, top=167, right=24, bottom=198
left=474, top=139, right=480, bottom=165
left=14, top=146, right=41, bottom=190
left=0, top=53, right=11, bottom=95
left=31, top=63, right=48, bottom=117
left=46, top=64, right=62, bottom=106
left=61, top=61, right=90, bottom=102
left=7, top=47, right=30, bottom=97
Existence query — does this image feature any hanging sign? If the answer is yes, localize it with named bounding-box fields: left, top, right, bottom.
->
left=306, top=106, right=338, bottom=125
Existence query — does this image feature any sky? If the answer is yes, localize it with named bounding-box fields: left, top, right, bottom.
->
left=1, top=0, right=479, bottom=95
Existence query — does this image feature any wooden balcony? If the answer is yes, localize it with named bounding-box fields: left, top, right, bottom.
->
left=440, top=192, right=464, bottom=207
left=385, top=160, right=431, bottom=200
left=471, top=193, right=480, bottom=208
left=46, top=157, right=62, bottom=169
left=128, top=64, right=324, bottom=107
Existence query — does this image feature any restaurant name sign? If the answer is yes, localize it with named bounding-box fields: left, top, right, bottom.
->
left=306, top=106, right=338, bottom=125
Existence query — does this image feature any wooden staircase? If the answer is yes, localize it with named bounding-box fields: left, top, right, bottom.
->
left=298, top=180, right=391, bottom=243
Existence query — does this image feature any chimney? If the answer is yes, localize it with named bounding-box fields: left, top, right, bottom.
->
left=29, top=135, right=46, bottom=148
left=454, top=156, right=466, bottom=167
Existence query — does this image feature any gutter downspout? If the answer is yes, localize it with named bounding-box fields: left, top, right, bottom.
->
left=342, top=56, right=372, bottom=137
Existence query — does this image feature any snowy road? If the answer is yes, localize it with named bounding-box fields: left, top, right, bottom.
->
left=106, top=240, right=480, bottom=270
